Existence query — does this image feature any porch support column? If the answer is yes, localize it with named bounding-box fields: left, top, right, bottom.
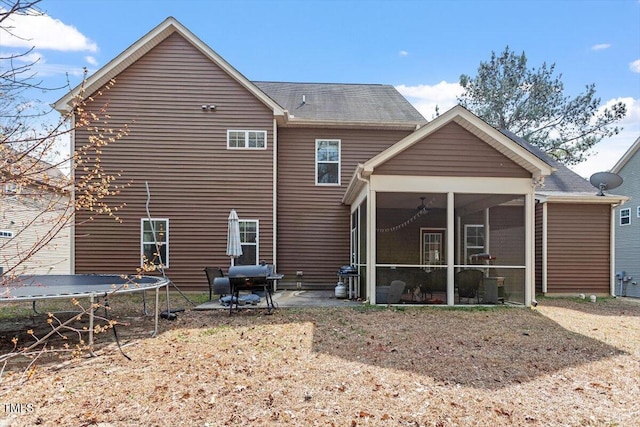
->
left=525, top=192, right=534, bottom=306
left=367, top=190, right=377, bottom=304
left=447, top=192, right=455, bottom=306
left=542, top=202, right=548, bottom=294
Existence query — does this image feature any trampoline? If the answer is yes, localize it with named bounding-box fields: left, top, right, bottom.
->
left=1, top=274, right=170, bottom=347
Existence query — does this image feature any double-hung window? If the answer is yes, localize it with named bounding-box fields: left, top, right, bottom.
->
left=620, top=208, right=630, bottom=226
left=3, top=183, right=17, bottom=196
left=316, top=139, right=340, bottom=185
left=464, top=225, right=485, bottom=263
left=236, top=220, right=258, bottom=265
left=0, top=230, right=13, bottom=238
left=227, top=130, right=266, bottom=149
left=141, top=218, right=169, bottom=268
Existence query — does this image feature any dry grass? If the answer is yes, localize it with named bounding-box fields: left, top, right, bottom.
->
left=1, top=295, right=639, bottom=426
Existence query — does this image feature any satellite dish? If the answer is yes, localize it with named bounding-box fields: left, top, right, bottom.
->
left=589, top=172, right=623, bottom=196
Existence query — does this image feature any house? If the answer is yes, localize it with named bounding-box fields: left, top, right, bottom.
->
left=611, top=136, right=640, bottom=298
left=0, top=152, right=71, bottom=276
left=53, top=17, right=625, bottom=305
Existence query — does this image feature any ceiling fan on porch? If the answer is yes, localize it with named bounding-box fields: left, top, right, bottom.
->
left=417, top=197, right=427, bottom=211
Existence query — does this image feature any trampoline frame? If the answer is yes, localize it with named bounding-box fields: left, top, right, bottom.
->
left=1, top=274, right=171, bottom=348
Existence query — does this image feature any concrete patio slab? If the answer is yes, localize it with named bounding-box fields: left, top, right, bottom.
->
left=193, top=290, right=363, bottom=310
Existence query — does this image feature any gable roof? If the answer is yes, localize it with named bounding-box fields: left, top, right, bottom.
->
left=53, top=17, right=286, bottom=118
left=361, top=105, right=554, bottom=178
left=611, top=136, right=640, bottom=174
left=254, top=82, right=426, bottom=128
left=343, top=106, right=627, bottom=205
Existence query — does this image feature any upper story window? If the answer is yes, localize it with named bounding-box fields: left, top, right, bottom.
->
left=620, top=208, right=630, bottom=226
left=141, top=218, right=169, bottom=268
left=0, top=230, right=14, bottom=238
left=637, top=206, right=640, bottom=218
left=316, top=139, right=341, bottom=185
left=227, top=130, right=266, bottom=149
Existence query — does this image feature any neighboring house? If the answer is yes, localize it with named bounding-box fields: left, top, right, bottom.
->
left=611, top=136, right=640, bottom=298
left=0, top=155, right=71, bottom=276
left=53, top=17, right=625, bottom=305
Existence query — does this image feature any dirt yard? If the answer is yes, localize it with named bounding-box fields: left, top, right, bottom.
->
left=1, top=296, right=639, bottom=426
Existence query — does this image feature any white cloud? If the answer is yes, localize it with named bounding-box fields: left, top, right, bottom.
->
left=630, top=59, right=640, bottom=73
left=85, top=56, right=98, bottom=66
left=398, top=50, right=409, bottom=57
left=16, top=52, right=45, bottom=64
left=591, top=43, right=611, bottom=51
left=0, top=8, right=97, bottom=52
left=396, top=81, right=463, bottom=119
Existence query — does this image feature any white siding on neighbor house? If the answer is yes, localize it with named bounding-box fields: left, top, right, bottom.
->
left=614, top=147, right=640, bottom=298
left=0, top=194, right=71, bottom=276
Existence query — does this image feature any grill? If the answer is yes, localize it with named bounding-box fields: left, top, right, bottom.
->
left=227, top=264, right=283, bottom=314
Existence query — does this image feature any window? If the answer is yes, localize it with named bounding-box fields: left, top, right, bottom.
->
left=227, top=130, right=266, bottom=149
left=316, top=139, right=340, bottom=185
left=620, top=208, right=630, bottom=226
left=637, top=206, right=640, bottom=218
left=236, top=220, right=258, bottom=265
left=141, top=218, right=169, bottom=268
left=3, top=183, right=17, bottom=196
left=0, top=230, right=13, bottom=238
left=464, top=225, right=485, bottom=263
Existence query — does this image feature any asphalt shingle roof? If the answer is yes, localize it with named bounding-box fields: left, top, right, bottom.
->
left=499, top=129, right=598, bottom=193
left=253, top=81, right=426, bottom=124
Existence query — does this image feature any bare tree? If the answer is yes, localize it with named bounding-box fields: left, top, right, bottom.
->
left=1, top=1, right=135, bottom=377
left=1, top=0, right=129, bottom=277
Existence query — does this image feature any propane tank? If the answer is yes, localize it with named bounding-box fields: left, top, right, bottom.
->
left=335, top=281, right=347, bottom=299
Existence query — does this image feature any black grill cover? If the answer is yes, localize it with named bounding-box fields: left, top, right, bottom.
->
left=228, top=265, right=271, bottom=287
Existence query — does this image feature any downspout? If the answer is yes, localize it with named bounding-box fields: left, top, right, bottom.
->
left=272, top=119, right=278, bottom=273
left=610, top=204, right=616, bottom=296
left=542, top=201, right=548, bottom=294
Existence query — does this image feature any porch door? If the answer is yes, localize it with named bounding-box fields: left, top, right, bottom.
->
left=236, top=220, right=259, bottom=265
left=421, top=229, right=445, bottom=268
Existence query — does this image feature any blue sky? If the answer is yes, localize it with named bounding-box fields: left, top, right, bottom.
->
left=3, top=0, right=640, bottom=177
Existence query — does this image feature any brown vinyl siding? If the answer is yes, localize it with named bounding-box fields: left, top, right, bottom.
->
left=74, top=33, right=275, bottom=291
left=277, top=127, right=413, bottom=287
left=546, top=203, right=611, bottom=294
left=374, top=122, right=530, bottom=178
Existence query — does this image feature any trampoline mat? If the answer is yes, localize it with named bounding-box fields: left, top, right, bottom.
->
left=1, top=274, right=168, bottom=301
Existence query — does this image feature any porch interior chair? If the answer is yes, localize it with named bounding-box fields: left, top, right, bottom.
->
left=387, top=280, right=406, bottom=304
left=421, top=268, right=447, bottom=299
left=204, top=267, right=225, bottom=301
left=455, top=269, right=483, bottom=304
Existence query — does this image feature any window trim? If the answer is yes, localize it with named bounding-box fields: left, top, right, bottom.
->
left=3, top=183, right=17, bottom=197
left=464, top=224, right=485, bottom=263
left=140, top=218, right=170, bottom=268
left=315, top=139, right=341, bottom=186
left=238, top=219, right=259, bottom=265
left=620, top=208, right=631, bottom=226
left=0, top=230, right=14, bottom=238
left=226, top=130, right=267, bottom=150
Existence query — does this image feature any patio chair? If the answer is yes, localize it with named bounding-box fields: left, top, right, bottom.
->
left=455, top=269, right=483, bottom=304
left=204, top=267, right=226, bottom=300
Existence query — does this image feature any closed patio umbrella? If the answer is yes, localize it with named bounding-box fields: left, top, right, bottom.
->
left=226, top=209, right=243, bottom=266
